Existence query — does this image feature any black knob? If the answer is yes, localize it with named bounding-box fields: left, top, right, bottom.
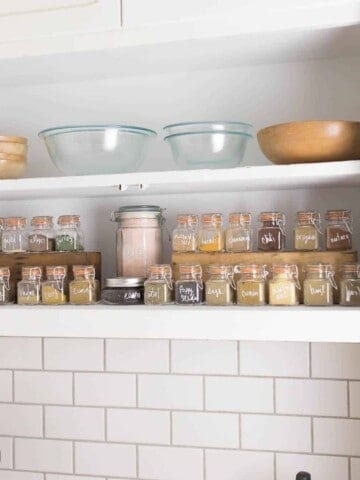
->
left=296, top=472, right=311, bottom=480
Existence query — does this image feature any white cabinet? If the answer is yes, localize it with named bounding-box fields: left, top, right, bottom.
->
left=0, top=0, right=121, bottom=42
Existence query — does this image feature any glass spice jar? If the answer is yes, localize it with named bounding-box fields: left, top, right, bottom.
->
left=172, top=214, right=199, bottom=252
left=144, top=264, right=173, bottom=305
left=325, top=209, right=352, bottom=251
left=303, top=264, right=336, bottom=306
left=70, top=265, right=99, bottom=305
left=2, top=217, right=27, bottom=253
left=294, top=211, right=321, bottom=251
left=111, top=205, right=165, bottom=277
left=42, top=266, right=68, bottom=305
left=205, top=264, right=235, bottom=306
left=268, top=264, right=300, bottom=306
left=234, top=264, right=267, bottom=306
left=28, top=216, right=55, bottom=252
left=198, top=213, right=224, bottom=252
left=0, top=218, right=4, bottom=252
left=101, top=277, right=145, bottom=305
left=339, top=264, right=360, bottom=306
left=258, top=212, right=286, bottom=251
left=225, top=213, right=252, bottom=252
left=17, top=266, right=43, bottom=305
left=0, top=267, right=14, bottom=305
left=175, top=264, right=203, bottom=305
left=56, top=215, right=84, bottom=252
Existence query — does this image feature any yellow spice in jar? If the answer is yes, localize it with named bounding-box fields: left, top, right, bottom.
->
left=42, top=284, right=67, bottom=305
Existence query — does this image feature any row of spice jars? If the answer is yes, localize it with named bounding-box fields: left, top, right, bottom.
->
left=0, top=215, right=84, bottom=253
left=172, top=209, right=353, bottom=253
left=0, top=265, right=99, bottom=305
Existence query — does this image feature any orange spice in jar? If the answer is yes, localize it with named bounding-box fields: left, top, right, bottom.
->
left=198, top=213, right=224, bottom=252
left=258, top=212, right=285, bottom=251
left=225, top=213, right=252, bottom=252
left=325, top=210, right=352, bottom=251
left=29, top=216, right=55, bottom=252
left=2, top=217, right=27, bottom=253
left=294, top=211, right=321, bottom=251
left=172, top=214, right=199, bottom=252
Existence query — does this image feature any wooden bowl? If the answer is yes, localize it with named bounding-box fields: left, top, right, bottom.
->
left=0, top=135, right=28, bottom=156
left=257, top=120, right=360, bottom=164
left=0, top=152, right=27, bottom=179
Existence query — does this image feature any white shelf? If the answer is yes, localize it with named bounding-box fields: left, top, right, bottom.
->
left=0, top=305, right=359, bottom=342
left=1, top=161, right=360, bottom=201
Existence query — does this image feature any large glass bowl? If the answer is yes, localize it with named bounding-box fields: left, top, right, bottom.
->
left=163, top=121, right=253, bottom=135
left=39, top=125, right=157, bottom=176
left=164, top=130, right=252, bottom=169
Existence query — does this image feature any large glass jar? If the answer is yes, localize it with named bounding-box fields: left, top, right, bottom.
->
left=17, top=266, right=43, bottom=305
left=268, top=264, right=300, bottom=306
left=198, top=213, right=224, bottom=252
left=294, top=211, right=321, bottom=251
left=0, top=218, right=4, bottom=252
left=29, top=216, right=55, bottom=252
left=225, top=213, right=252, bottom=252
left=303, top=264, right=336, bottom=306
left=205, top=264, right=235, bottom=306
left=258, top=212, right=285, bottom=251
left=325, top=209, right=352, bottom=251
left=144, top=264, right=173, bottom=305
left=69, top=265, right=99, bottom=305
left=111, top=205, right=165, bottom=277
left=2, top=217, right=27, bottom=253
left=339, top=264, right=360, bottom=306
left=56, top=215, right=84, bottom=252
left=42, top=266, right=68, bottom=305
left=0, top=267, right=14, bottom=305
left=172, top=214, right=198, bottom=252
left=235, top=264, right=267, bottom=306
left=175, top=264, right=203, bottom=305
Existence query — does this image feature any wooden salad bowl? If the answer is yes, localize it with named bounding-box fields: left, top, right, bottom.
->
left=257, top=120, right=360, bottom=164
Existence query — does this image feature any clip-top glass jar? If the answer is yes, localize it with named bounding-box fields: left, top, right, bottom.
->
left=17, top=266, right=43, bottom=305
left=42, top=266, right=68, bottom=305
left=175, top=264, right=203, bottom=305
left=339, top=264, right=360, bottom=306
left=303, top=264, right=336, bottom=306
left=70, top=265, right=99, bottom=305
left=294, top=211, right=321, bottom=251
left=198, top=213, right=224, bottom=252
left=2, top=217, right=27, bottom=253
left=225, top=213, right=252, bottom=252
left=111, top=205, right=165, bottom=277
left=268, top=264, right=300, bottom=306
left=29, top=216, right=55, bottom=252
left=56, top=215, right=84, bottom=252
left=325, top=209, right=352, bottom=251
left=258, top=212, right=285, bottom=251
left=144, top=264, right=173, bottom=305
left=205, top=264, right=235, bottom=306
left=172, top=214, right=198, bottom=252
left=0, top=218, right=4, bottom=252
left=0, top=267, right=14, bottom=305
left=234, top=264, right=267, bottom=306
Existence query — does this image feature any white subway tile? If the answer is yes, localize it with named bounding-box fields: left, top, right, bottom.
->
left=107, top=408, right=170, bottom=444
left=242, top=414, right=311, bottom=452
left=0, top=404, right=42, bottom=437
left=75, top=373, right=136, bottom=407
left=276, top=379, right=348, bottom=417
left=351, top=458, right=360, bottom=480
left=0, top=437, right=13, bottom=469
left=106, top=339, right=169, bottom=372
left=15, top=438, right=73, bottom=473
left=0, top=473, right=43, bottom=480
left=0, top=337, right=42, bottom=369
left=171, top=340, right=238, bottom=374
left=206, top=377, right=273, bottom=413
left=350, top=382, right=360, bottom=417
left=139, top=445, right=203, bottom=480
left=15, top=371, right=73, bottom=404
left=139, top=374, right=203, bottom=410
left=240, top=341, right=309, bottom=377
left=312, top=343, right=360, bottom=379
left=47, top=476, right=104, bottom=480
left=0, top=371, right=12, bottom=401
left=44, top=338, right=104, bottom=371
left=314, top=418, right=360, bottom=455
left=45, top=406, right=105, bottom=441
left=277, top=453, right=348, bottom=480
left=173, top=411, right=239, bottom=448
left=75, top=442, right=136, bottom=477
left=206, top=449, right=274, bottom=480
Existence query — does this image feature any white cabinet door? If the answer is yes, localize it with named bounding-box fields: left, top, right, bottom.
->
left=0, top=0, right=121, bottom=42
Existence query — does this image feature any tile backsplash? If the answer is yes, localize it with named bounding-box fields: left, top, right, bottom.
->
left=0, top=338, right=359, bottom=480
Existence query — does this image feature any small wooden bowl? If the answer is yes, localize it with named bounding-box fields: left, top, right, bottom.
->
left=257, top=120, right=360, bottom=164
left=0, top=135, right=28, bottom=156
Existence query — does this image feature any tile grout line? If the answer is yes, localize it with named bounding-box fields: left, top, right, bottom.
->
left=309, top=342, right=312, bottom=378
left=105, top=407, right=108, bottom=442
left=239, top=413, right=242, bottom=449
left=11, top=370, right=15, bottom=402
left=72, top=440, right=76, bottom=474
left=42, top=404, right=45, bottom=438
left=347, top=380, right=351, bottom=417
left=237, top=340, right=241, bottom=375
left=274, top=451, right=277, bottom=480
left=136, top=374, right=139, bottom=408
left=348, top=456, right=351, bottom=480
left=203, top=448, right=206, bottom=480
left=41, top=337, right=45, bottom=370
left=136, top=444, right=140, bottom=478
left=12, top=436, right=15, bottom=470
left=273, top=377, right=276, bottom=413
left=72, top=371, right=75, bottom=405
left=103, top=338, right=107, bottom=372
left=170, top=411, right=173, bottom=445
left=311, top=416, right=314, bottom=453
left=202, top=375, right=206, bottom=411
